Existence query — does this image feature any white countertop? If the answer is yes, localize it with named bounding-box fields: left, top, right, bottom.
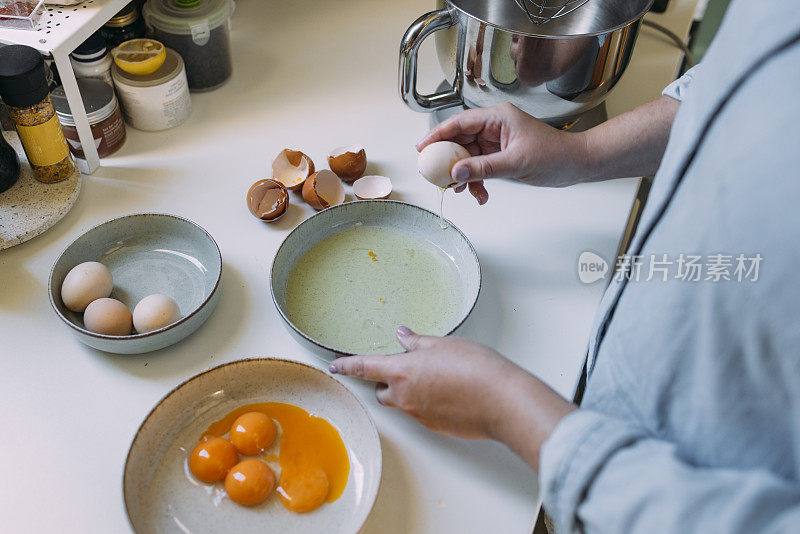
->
left=0, top=0, right=696, bottom=532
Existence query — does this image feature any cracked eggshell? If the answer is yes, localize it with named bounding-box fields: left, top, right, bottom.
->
left=353, top=175, right=392, bottom=200
left=328, top=144, right=367, bottom=182
left=272, top=149, right=315, bottom=190
left=418, top=141, right=470, bottom=189
left=302, top=169, right=345, bottom=210
left=247, top=179, right=289, bottom=222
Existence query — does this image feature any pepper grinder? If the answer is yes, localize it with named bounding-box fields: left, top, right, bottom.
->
left=0, top=127, right=20, bottom=193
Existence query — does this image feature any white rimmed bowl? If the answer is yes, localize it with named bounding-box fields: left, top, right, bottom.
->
left=48, top=213, right=222, bottom=354
left=123, top=357, right=382, bottom=534
left=270, top=200, right=481, bottom=360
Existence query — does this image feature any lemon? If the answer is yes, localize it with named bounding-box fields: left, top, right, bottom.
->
left=111, top=39, right=166, bottom=76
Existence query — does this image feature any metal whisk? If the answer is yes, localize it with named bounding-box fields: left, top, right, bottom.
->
left=515, top=0, right=591, bottom=25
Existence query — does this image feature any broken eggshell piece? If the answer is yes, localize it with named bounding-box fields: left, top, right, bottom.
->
left=353, top=175, right=392, bottom=200
left=272, top=149, right=315, bottom=190
left=417, top=141, right=471, bottom=189
left=302, top=169, right=345, bottom=210
left=247, top=179, right=289, bottom=222
left=328, top=144, right=367, bottom=182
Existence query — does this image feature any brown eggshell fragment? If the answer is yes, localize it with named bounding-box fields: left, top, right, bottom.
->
left=328, top=144, right=367, bottom=182
left=272, top=149, right=315, bottom=190
left=302, top=170, right=345, bottom=210
left=247, top=179, right=289, bottom=222
left=352, top=175, right=392, bottom=200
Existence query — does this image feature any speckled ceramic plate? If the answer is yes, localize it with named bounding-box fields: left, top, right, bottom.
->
left=124, top=358, right=382, bottom=534
left=0, top=131, right=81, bottom=250
left=48, top=213, right=222, bottom=354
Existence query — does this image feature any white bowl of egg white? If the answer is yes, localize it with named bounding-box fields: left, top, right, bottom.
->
left=270, top=200, right=481, bottom=359
left=48, top=213, right=222, bottom=354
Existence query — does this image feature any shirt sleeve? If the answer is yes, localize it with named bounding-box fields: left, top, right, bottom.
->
left=539, top=410, right=800, bottom=533
left=662, top=64, right=701, bottom=101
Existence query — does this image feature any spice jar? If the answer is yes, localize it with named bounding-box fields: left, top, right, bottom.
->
left=101, top=2, right=146, bottom=49
left=0, top=45, right=75, bottom=183
left=143, top=0, right=233, bottom=92
left=70, top=31, right=114, bottom=87
left=111, top=47, right=191, bottom=131
left=51, top=79, right=126, bottom=159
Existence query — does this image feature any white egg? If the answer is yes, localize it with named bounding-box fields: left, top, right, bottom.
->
left=133, top=294, right=181, bottom=334
left=83, top=298, right=132, bottom=336
left=60, top=261, right=113, bottom=312
left=418, top=141, right=471, bottom=189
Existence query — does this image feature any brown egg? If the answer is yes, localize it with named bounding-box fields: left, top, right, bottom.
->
left=328, top=145, right=366, bottom=182
left=83, top=297, right=133, bottom=335
left=60, top=261, right=113, bottom=312
left=247, top=179, right=289, bottom=222
left=302, top=170, right=345, bottom=211
left=272, top=149, right=314, bottom=191
left=418, top=141, right=470, bottom=189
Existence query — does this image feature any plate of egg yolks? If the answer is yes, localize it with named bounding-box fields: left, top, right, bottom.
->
left=124, top=358, right=382, bottom=533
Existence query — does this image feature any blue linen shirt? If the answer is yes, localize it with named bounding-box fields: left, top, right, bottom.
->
left=539, top=1, right=800, bottom=532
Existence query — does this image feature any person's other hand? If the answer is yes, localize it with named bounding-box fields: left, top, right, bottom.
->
left=417, top=103, right=591, bottom=205
left=331, top=327, right=520, bottom=439
left=329, top=327, right=576, bottom=470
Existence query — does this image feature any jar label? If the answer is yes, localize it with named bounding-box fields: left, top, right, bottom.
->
left=113, top=66, right=192, bottom=131
left=15, top=115, right=71, bottom=167
left=190, top=22, right=211, bottom=46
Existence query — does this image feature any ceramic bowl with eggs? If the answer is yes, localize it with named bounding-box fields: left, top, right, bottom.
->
left=271, top=200, right=481, bottom=360
left=48, top=213, right=222, bottom=354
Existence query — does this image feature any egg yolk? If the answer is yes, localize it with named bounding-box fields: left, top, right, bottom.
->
left=188, top=436, right=239, bottom=483
left=224, top=459, right=276, bottom=506
left=203, top=402, right=349, bottom=513
left=229, top=412, right=276, bottom=455
left=277, top=468, right=330, bottom=513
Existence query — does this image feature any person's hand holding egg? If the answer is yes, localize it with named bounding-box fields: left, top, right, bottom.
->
left=417, top=141, right=489, bottom=205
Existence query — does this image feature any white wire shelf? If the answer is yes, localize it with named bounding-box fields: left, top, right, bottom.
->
left=0, top=0, right=131, bottom=174
left=0, top=0, right=129, bottom=53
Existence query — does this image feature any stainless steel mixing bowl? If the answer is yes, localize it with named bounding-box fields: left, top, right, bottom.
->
left=400, top=0, right=654, bottom=125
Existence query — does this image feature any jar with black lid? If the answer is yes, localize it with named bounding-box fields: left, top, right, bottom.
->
left=0, top=128, right=20, bottom=193
left=70, top=31, right=114, bottom=87
left=0, top=45, right=75, bottom=184
left=101, top=2, right=146, bottom=49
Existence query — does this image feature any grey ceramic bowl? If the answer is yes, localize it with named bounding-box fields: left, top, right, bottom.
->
left=49, top=213, right=222, bottom=354
left=270, top=200, right=481, bottom=359
left=124, top=358, right=382, bottom=534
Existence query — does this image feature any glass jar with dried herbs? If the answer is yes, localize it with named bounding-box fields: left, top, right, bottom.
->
left=0, top=45, right=75, bottom=183
left=143, top=0, right=233, bottom=92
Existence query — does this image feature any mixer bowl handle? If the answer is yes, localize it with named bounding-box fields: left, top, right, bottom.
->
left=399, top=8, right=463, bottom=112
